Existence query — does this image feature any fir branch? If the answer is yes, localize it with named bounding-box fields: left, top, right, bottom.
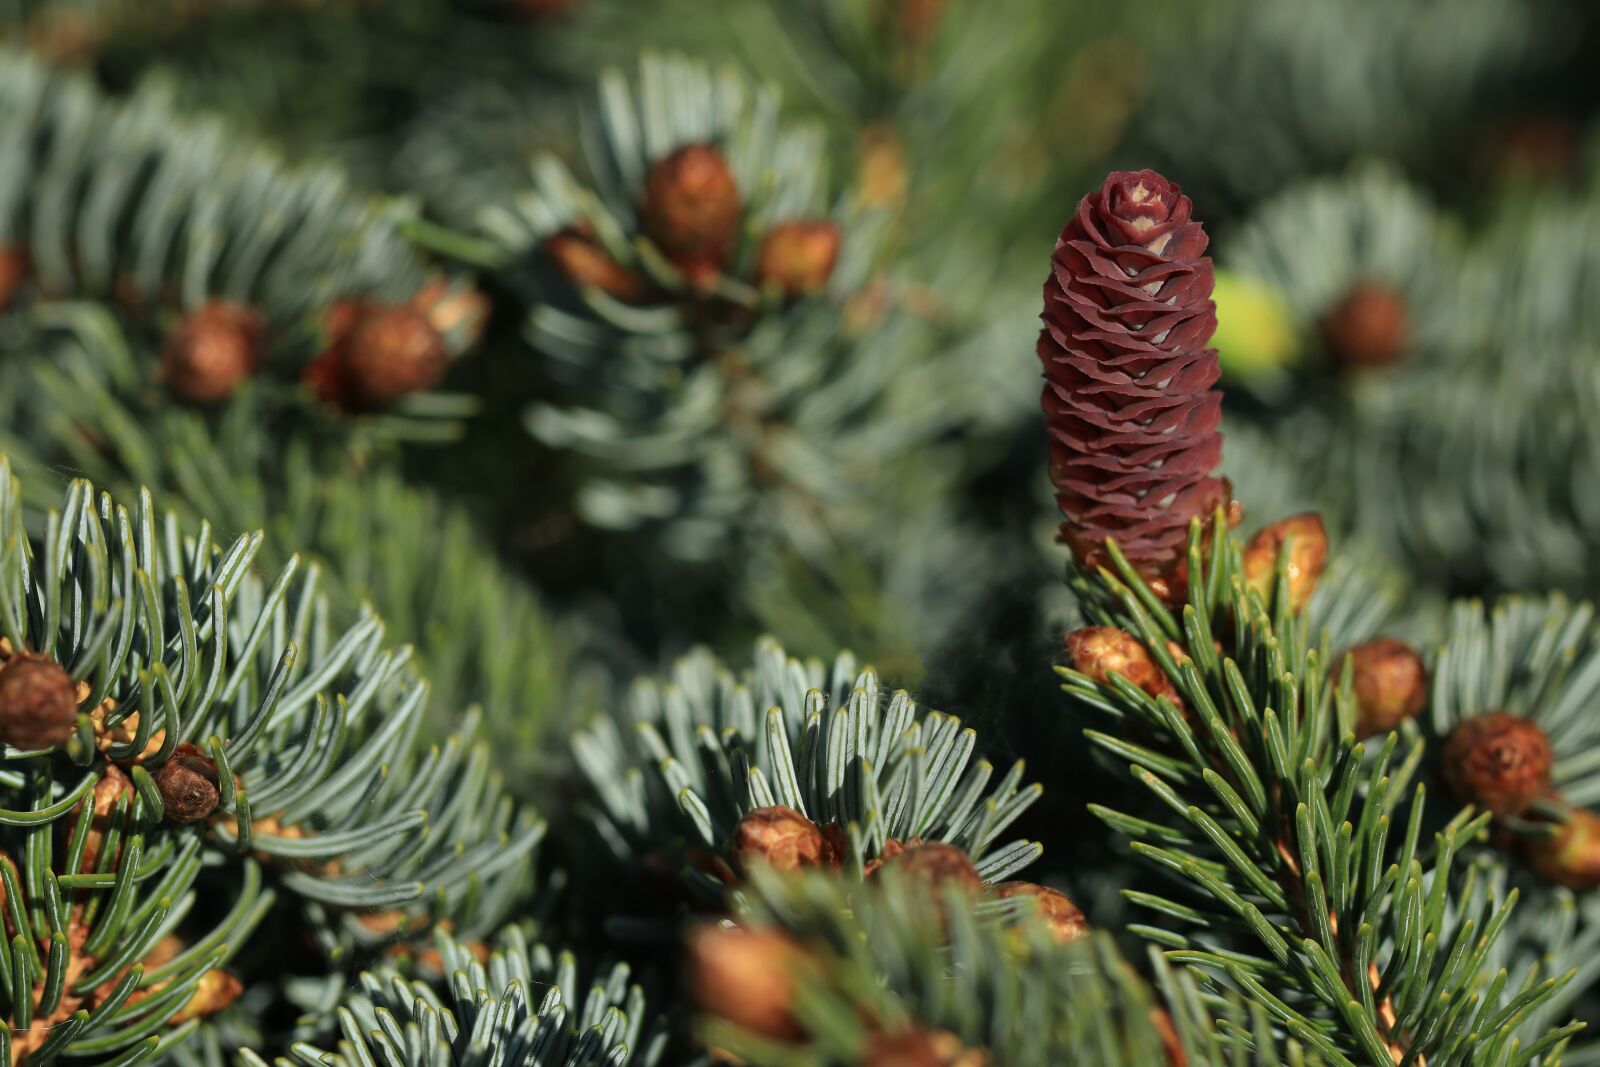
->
left=1429, top=596, right=1600, bottom=807
left=572, top=637, right=1041, bottom=895
left=0, top=50, right=424, bottom=316
left=0, top=51, right=480, bottom=432
left=476, top=51, right=954, bottom=564
left=1221, top=165, right=1472, bottom=391
left=0, top=455, right=544, bottom=957
left=1061, top=517, right=1581, bottom=1066
left=241, top=925, right=672, bottom=1067
left=1216, top=167, right=1600, bottom=596
left=699, top=867, right=1297, bottom=1067
left=0, top=304, right=574, bottom=762
left=0, top=766, right=273, bottom=1063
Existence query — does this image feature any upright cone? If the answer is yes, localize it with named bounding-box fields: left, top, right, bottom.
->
left=1039, top=170, right=1229, bottom=580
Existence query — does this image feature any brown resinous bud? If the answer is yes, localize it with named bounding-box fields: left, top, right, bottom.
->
left=0, top=652, right=80, bottom=751
left=1334, top=637, right=1428, bottom=739
left=731, top=806, right=839, bottom=873
left=1440, top=711, right=1553, bottom=817
left=1319, top=281, right=1409, bottom=371
left=756, top=221, right=841, bottom=297
left=685, top=924, right=808, bottom=1042
left=344, top=304, right=450, bottom=405
left=640, top=144, right=742, bottom=285
left=160, top=300, right=265, bottom=404
left=305, top=300, right=449, bottom=411
left=1525, top=808, right=1600, bottom=890
left=170, top=968, right=244, bottom=1024
left=1063, top=626, right=1182, bottom=708
left=868, top=842, right=983, bottom=896
left=155, top=742, right=221, bottom=823
left=989, top=881, right=1088, bottom=943
left=543, top=229, right=650, bottom=302
left=1242, top=513, right=1328, bottom=615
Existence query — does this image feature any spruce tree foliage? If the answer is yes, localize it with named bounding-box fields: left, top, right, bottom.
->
left=460, top=48, right=995, bottom=670
left=1214, top=165, right=1600, bottom=595
left=476, top=52, right=934, bottom=565
left=0, top=49, right=482, bottom=438
left=242, top=926, right=672, bottom=1067
left=703, top=868, right=1257, bottom=1067
left=0, top=456, right=542, bottom=1062
left=3, top=1, right=1600, bottom=1065
left=572, top=637, right=1042, bottom=893
left=0, top=304, right=573, bottom=771
left=1060, top=518, right=1583, bottom=1064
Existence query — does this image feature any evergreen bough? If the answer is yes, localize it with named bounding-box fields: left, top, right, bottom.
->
left=573, top=637, right=1042, bottom=894
left=476, top=52, right=946, bottom=565
left=0, top=50, right=481, bottom=438
left=0, top=455, right=543, bottom=1061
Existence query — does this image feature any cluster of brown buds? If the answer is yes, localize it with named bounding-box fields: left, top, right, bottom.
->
left=1432, top=709, right=1593, bottom=889
left=1433, top=710, right=1600, bottom=888
left=545, top=144, right=841, bottom=304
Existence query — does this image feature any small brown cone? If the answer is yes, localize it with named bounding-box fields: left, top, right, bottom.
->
left=1319, top=282, right=1409, bottom=371
left=869, top=842, right=982, bottom=897
left=160, top=301, right=264, bottom=404
left=1526, top=809, right=1600, bottom=889
left=1335, top=637, right=1428, bottom=739
left=1065, top=627, right=1160, bottom=694
left=756, top=221, right=841, bottom=297
left=989, top=881, right=1088, bottom=943
left=640, top=145, right=742, bottom=284
left=544, top=230, right=651, bottom=302
left=0, top=246, right=27, bottom=311
left=0, top=653, right=80, bottom=751
left=1441, top=712, right=1553, bottom=817
left=731, top=806, right=834, bottom=873
left=685, top=924, right=806, bottom=1042
left=155, top=742, right=221, bottom=823
left=1243, top=513, right=1328, bottom=614
left=1066, top=626, right=1185, bottom=713
left=863, top=1027, right=989, bottom=1067
left=343, top=305, right=449, bottom=405
left=308, top=301, right=450, bottom=411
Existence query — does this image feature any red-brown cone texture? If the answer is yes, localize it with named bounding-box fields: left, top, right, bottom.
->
left=1040, top=170, right=1228, bottom=574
